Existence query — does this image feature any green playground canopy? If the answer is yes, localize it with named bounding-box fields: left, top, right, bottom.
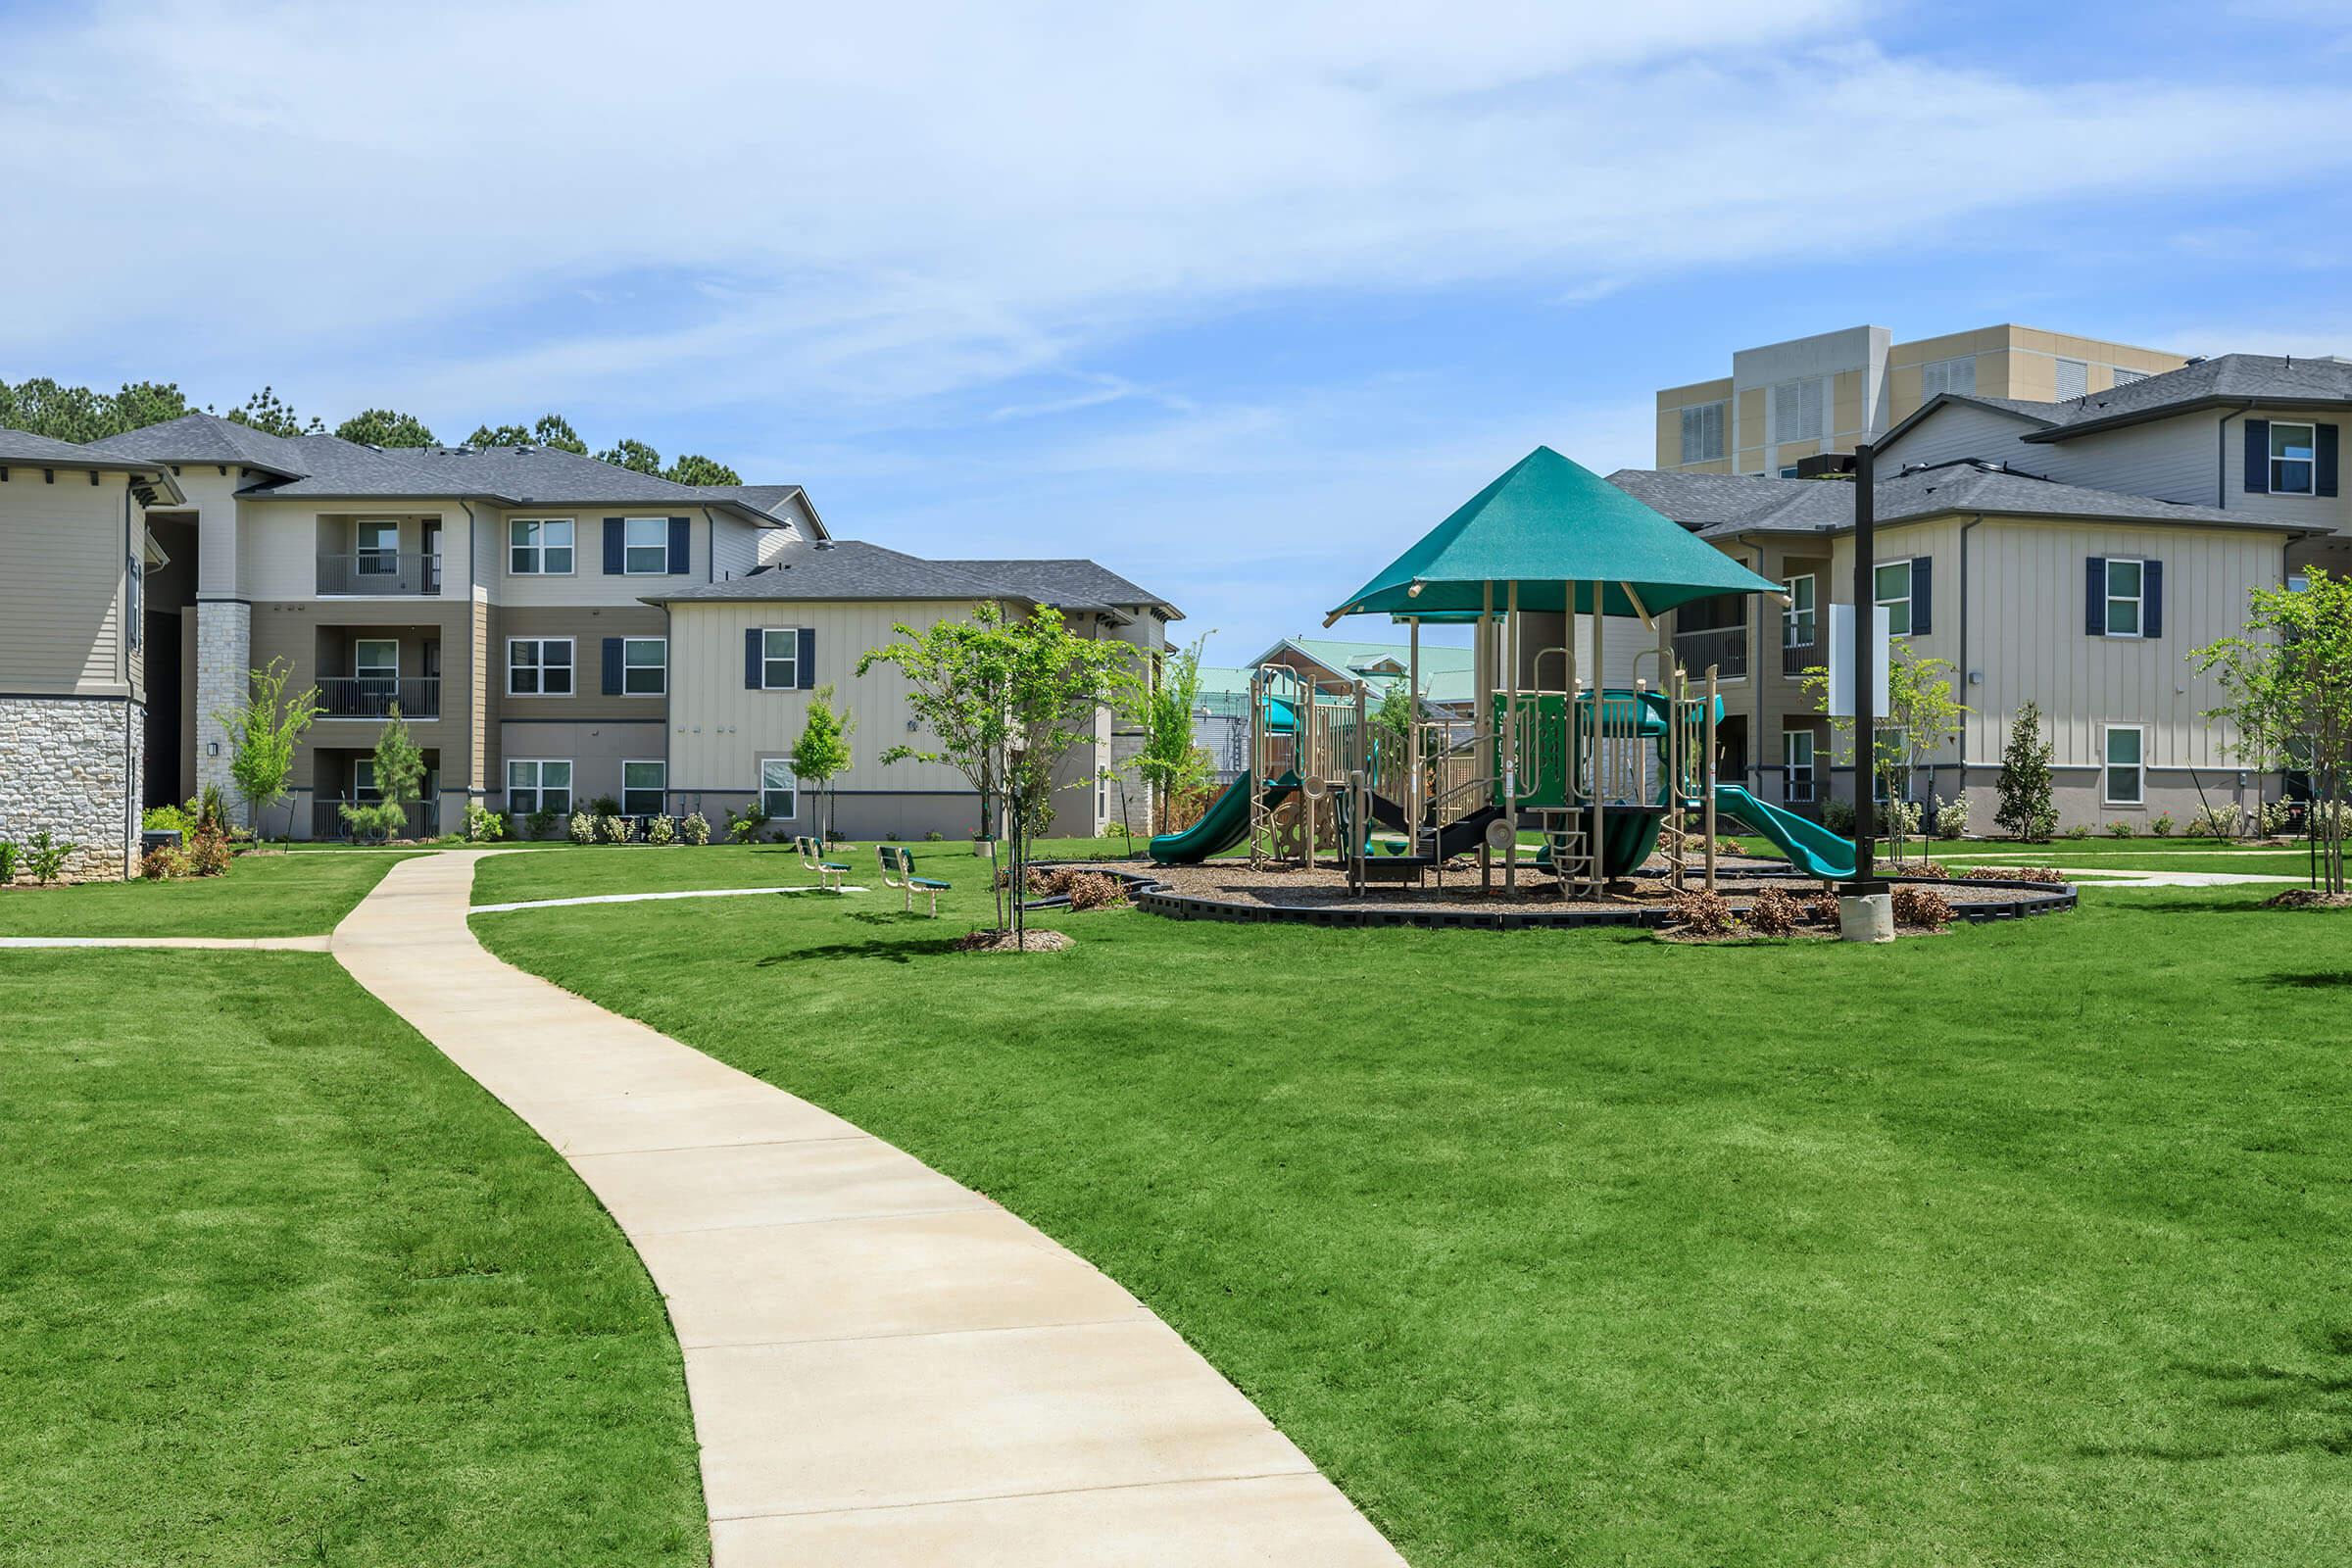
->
left=1329, top=445, right=1780, bottom=620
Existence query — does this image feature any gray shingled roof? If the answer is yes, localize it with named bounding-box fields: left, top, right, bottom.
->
left=1607, top=461, right=2295, bottom=536
left=2018, top=353, right=2352, bottom=441
left=3, top=426, right=159, bottom=467
left=648, top=540, right=1176, bottom=615
left=934, top=558, right=1176, bottom=615
left=84, top=411, right=317, bottom=475
left=697, top=483, right=804, bottom=515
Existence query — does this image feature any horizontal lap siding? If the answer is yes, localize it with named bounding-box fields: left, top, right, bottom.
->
left=0, top=473, right=132, bottom=695
left=483, top=507, right=702, bottom=607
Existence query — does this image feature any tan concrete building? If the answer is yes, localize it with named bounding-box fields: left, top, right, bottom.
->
left=1656, top=323, right=2186, bottom=477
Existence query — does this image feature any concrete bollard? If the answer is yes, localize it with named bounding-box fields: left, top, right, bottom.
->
left=1838, top=893, right=1894, bottom=944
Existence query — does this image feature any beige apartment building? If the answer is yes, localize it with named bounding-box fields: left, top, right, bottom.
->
left=1655, top=323, right=2186, bottom=477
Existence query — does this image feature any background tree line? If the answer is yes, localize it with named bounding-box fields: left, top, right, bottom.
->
left=0, top=375, right=741, bottom=486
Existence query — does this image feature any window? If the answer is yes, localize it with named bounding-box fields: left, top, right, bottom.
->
left=353, top=760, right=378, bottom=801
left=622, top=637, right=667, bottom=696
left=2103, top=725, right=2144, bottom=806
left=1874, top=559, right=1914, bottom=636
left=127, top=556, right=142, bottom=648
left=508, top=759, right=572, bottom=815
left=2113, top=368, right=2147, bottom=387
left=1920, top=355, right=1977, bottom=398
left=1779, top=466, right=1801, bottom=479
left=2055, top=358, right=2088, bottom=400
left=2271, top=421, right=2317, bottom=495
left=1783, top=729, right=1815, bottom=803
left=1772, top=378, right=1824, bottom=442
left=624, top=517, right=670, bottom=574
left=760, top=627, right=799, bottom=689
left=622, top=760, right=665, bottom=817
left=354, top=639, right=400, bottom=693
left=1783, top=574, right=1816, bottom=648
left=1680, top=400, right=1726, bottom=464
left=356, top=519, right=400, bottom=575
left=507, top=637, right=574, bottom=696
left=760, top=759, right=798, bottom=819
left=2103, top=559, right=2144, bottom=638
left=509, top=517, right=574, bottom=575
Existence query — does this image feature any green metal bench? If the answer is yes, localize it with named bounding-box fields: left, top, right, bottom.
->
left=797, top=834, right=851, bottom=893
left=878, top=845, right=950, bottom=916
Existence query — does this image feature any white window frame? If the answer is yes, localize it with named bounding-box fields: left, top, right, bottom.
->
left=1783, top=728, right=1815, bottom=803
left=1874, top=557, right=1914, bottom=637
left=1679, top=400, right=1726, bottom=464
left=506, top=636, right=574, bottom=697
left=1783, top=573, right=1816, bottom=649
left=508, top=516, right=575, bottom=576
left=355, top=518, right=401, bottom=575
left=353, top=638, right=400, bottom=682
left=621, top=760, right=666, bottom=817
left=623, top=516, right=671, bottom=575
left=760, top=758, right=799, bottom=819
left=507, top=759, right=573, bottom=815
left=2103, top=558, right=2145, bottom=640
left=2103, top=724, right=2145, bottom=807
left=2270, top=420, right=2318, bottom=496
left=760, top=627, right=800, bottom=690
left=621, top=636, right=667, bottom=697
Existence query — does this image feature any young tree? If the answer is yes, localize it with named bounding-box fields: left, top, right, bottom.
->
left=1993, top=699, right=2057, bottom=843
left=1802, top=643, right=1969, bottom=861
left=340, top=704, right=427, bottom=843
left=790, top=684, right=857, bottom=841
left=335, top=408, right=437, bottom=447
left=1128, top=636, right=1212, bottom=833
left=2192, top=566, right=2352, bottom=894
left=859, top=602, right=1140, bottom=937
left=216, top=658, right=322, bottom=843
left=664, top=453, right=743, bottom=486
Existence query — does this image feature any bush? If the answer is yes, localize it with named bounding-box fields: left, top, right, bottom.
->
left=1668, top=888, right=1737, bottom=936
left=1822, top=797, right=1856, bottom=835
left=1743, top=885, right=1803, bottom=936
left=681, top=811, right=711, bottom=847
left=1883, top=858, right=1947, bottom=878
left=645, top=813, right=676, bottom=846
left=1063, top=871, right=1129, bottom=910
left=1804, top=892, right=1843, bottom=924
left=188, top=825, right=233, bottom=876
left=1882, top=798, right=1923, bottom=842
left=141, top=845, right=193, bottom=880
left=142, top=802, right=195, bottom=837
left=2063, top=822, right=2091, bottom=840
left=567, top=810, right=596, bottom=845
left=2186, top=803, right=2241, bottom=839
left=338, top=799, right=409, bottom=843
left=2151, top=811, right=2175, bottom=837
left=1931, top=792, right=1970, bottom=839
left=1961, top=864, right=2062, bottom=883
left=0, top=840, right=16, bottom=883
left=1890, top=885, right=1954, bottom=928
left=923, top=830, right=945, bottom=842
left=588, top=794, right=621, bottom=817
left=726, top=804, right=771, bottom=844
left=526, top=807, right=559, bottom=842
left=465, top=802, right=506, bottom=842
left=2259, top=799, right=2296, bottom=837
left=2106, top=819, right=2134, bottom=839
left=25, top=828, right=74, bottom=885
left=597, top=814, right=634, bottom=845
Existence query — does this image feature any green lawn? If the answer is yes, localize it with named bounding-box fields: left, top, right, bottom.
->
left=0, top=953, right=705, bottom=1566
left=474, top=869, right=2352, bottom=1566
left=0, top=852, right=416, bottom=937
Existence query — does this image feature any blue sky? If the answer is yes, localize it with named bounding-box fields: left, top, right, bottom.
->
left=5, top=0, right=2351, bottom=661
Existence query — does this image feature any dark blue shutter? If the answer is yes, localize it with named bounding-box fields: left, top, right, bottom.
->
left=2085, top=557, right=2106, bottom=636
left=797, top=627, right=816, bottom=689
left=2144, top=561, right=2163, bottom=639
left=1908, top=557, right=1933, bottom=636
left=2318, top=424, right=2339, bottom=498
left=745, top=627, right=763, bottom=689
left=602, top=636, right=623, bottom=695
left=602, top=518, right=624, bottom=573
left=2244, top=421, right=2270, bottom=495
left=667, top=516, right=690, bottom=574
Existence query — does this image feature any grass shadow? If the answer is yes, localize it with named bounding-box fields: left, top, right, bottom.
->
left=2075, top=1350, right=2352, bottom=1462
left=2265, top=970, right=2352, bottom=989
left=756, top=931, right=965, bottom=965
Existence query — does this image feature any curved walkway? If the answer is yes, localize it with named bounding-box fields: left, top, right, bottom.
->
left=331, top=851, right=1402, bottom=1567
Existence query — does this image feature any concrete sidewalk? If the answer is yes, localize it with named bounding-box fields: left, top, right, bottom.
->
left=332, top=850, right=1403, bottom=1567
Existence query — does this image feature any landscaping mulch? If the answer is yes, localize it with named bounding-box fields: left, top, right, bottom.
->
left=955, top=927, right=1075, bottom=954
left=2262, top=888, right=2352, bottom=909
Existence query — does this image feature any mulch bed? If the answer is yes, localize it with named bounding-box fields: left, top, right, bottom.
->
left=954, top=928, right=1075, bottom=955
left=2263, top=889, right=2352, bottom=910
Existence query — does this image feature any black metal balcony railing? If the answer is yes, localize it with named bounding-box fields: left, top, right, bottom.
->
left=1782, top=637, right=1817, bottom=677
left=1673, top=624, right=1747, bottom=681
left=317, top=675, right=440, bottom=719
left=318, top=552, right=442, bottom=596
left=314, top=798, right=440, bottom=841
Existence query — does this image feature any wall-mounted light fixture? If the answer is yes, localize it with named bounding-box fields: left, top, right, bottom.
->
left=207, top=741, right=220, bottom=757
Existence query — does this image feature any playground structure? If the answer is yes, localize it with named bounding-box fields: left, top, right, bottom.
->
left=1151, top=447, right=1863, bottom=897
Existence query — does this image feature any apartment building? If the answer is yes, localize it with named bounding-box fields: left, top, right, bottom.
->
left=0, top=412, right=1172, bottom=872
left=1619, top=352, right=2352, bottom=830
left=1655, top=323, right=2186, bottom=477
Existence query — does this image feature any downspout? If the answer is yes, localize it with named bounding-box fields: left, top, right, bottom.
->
left=2216, top=401, right=2255, bottom=509
left=1957, top=514, right=1981, bottom=813
left=124, top=477, right=138, bottom=873
left=456, top=498, right=481, bottom=822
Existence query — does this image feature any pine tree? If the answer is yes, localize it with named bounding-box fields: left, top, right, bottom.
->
left=1994, top=700, right=2056, bottom=842
left=341, top=704, right=427, bottom=842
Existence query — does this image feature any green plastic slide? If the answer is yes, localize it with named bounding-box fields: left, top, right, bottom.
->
left=1150, top=770, right=1299, bottom=863
left=1711, top=784, right=1857, bottom=879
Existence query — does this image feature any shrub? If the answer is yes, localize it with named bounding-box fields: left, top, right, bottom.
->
left=1961, top=864, right=2062, bottom=884
left=1883, top=798, right=1923, bottom=843
left=1931, top=791, right=1970, bottom=838
left=1063, top=871, right=1129, bottom=910
left=142, top=802, right=195, bottom=837
left=1822, top=797, right=1856, bottom=835
left=1668, top=888, right=1737, bottom=936
left=141, top=845, right=192, bottom=879
left=2187, top=803, right=2241, bottom=839
left=1995, top=701, right=2056, bottom=841
left=1884, top=858, right=1948, bottom=879
left=1804, top=892, right=1843, bottom=924
left=2259, top=799, right=2296, bottom=837
left=25, top=828, right=74, bottom=885
left=2063, top=822, right=2091, bottom=840
left=2151, top=811, right=2175, bottom=837
left=2106, top=819, right=2134, bottom=839
left=588, top=795, right=621, bottom=817
left=645, top=813, right=676, bottom=846
left=464, top=802, right=506, bottom=842
left=681, top=811, right=711, bottom=847
left=726, top=804, right=771, bottom=844
left=526, top=806, right=559, bottom=841
left=597, top=813, right=634, bottom=845
left=1890, top=884, right=1954, bottom=928
left=1744, top=885, right=1803, bottom=936
left=568, top=810, right=596, bottom=845
left=923, top=830, right=945, bottom=842
left=0, top=840, right=16, bottom=883
left=188, top=825, right=233, bottom=876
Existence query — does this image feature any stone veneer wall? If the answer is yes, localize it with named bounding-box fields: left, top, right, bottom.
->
left=0, top=697, right=141, bottom=881
left=195, top=600, right=251, bottom=823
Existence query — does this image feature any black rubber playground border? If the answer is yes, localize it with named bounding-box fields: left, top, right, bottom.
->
left=1033, top=862, right=2078, bottom=933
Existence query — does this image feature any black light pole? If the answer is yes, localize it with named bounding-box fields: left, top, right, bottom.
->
left=1851, top=442, right=1884, bottom=893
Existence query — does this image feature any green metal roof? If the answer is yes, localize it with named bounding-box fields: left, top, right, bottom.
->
left=1329, top=446, right=1780, bottom=619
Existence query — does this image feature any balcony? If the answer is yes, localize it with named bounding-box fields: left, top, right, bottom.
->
left=1782, top=637, right=1818, bottom=677
left=318, top=552, right=442, bottom=597
left=1672, top=624, right=1747, bottom=681
left=317, top=675, right=440, bottom=720
left=314, top=798, right=441, bottom=841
